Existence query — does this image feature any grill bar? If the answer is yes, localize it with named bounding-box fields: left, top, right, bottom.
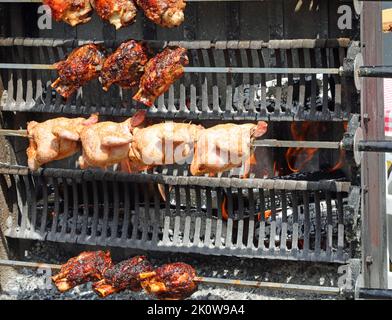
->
left=0, top=259, right=341, bottom=295
left=0, top=63, right=342, bottom=75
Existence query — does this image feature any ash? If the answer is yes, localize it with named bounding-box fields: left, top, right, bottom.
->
left=0, top=241, right=343, bottom=300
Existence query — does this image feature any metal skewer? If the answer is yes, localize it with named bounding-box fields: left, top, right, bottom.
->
left=0, top=129, right=342, bottom=149
left=0, top=63, right=342, bottom=75
left=0, top=258, right=341, bottom=295
left=0, top=129, right=30, bottom=137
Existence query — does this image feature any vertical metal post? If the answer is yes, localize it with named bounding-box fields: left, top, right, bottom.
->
left=361, top=2, right=388, bottom=288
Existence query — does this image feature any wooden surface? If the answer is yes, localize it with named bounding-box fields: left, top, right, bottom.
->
left=383, top=8, right=392, bottom=32
left=361, top=2, right=388, bottom=289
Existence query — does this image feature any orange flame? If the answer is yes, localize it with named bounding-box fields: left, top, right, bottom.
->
left=221, top=194, right=269, bottom=222
left=221, top=196, right=229, bottom=221
left=327, top=122, right=348, bottom=172
left=328, top=149, right=346, bottom=172
left=285, top=122, right=318, bottom=172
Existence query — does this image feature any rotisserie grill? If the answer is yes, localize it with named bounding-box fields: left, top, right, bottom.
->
left=0, top=0, right=389, bottom=299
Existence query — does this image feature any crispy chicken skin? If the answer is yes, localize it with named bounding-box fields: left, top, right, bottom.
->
left=52, top=44, right=105, bottom=99
left=124, top=122, right=204, bottom=172
left=100, top=40, right=148, bottom=91
left=44, top=0, right=93, bottom=26
left=78, top=110, right=146, bottom=169
left=190, top=122, right=268, bottom=176
left=133, top=47, right=188, bottom=107
left=52, top=251, right=113, bottom=292
left=135, top=0, right=185, bottom=28
left=141, top=262, right=197, bottom=300
left=92, top=256, right=154, bottom=297
left=26, top=114, right=98, bottom=170
left=91, top=0, right=137, bottom=29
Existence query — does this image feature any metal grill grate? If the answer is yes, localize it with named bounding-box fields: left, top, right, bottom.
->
left=0, top=38, right=356, bottom=121
left=0, top=164, right=359, bottom=263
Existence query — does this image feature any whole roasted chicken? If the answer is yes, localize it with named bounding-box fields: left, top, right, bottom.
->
left=91, top=0, right=137, bottom=29
left=26, top=114, right=98, bottom=170
left=124, top=122, right=204, bottom=172
left=100, top=40, right=148, bottom=91
left=135, top=0, right=186, bottom=28
left=133, top=47, right=188, bottom=107
left=52, top=44, right=105, bottom=98
left=190, top=122, right=268, bottom=177
left=52, top=251, right=113, bottom=292
left=92, top=256, right=154, bottom=297
left=79, top=110, right=146, bottom=169
left=44, top=0, right=93, bottom=26
left=141, top=262, right=197, bottom=300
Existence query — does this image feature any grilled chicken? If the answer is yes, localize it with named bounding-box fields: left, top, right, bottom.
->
left=124, top=122, right=204, bottom=172
left=141, top=262, right=197, bottom=300
left=78, top=110, right=146, bottom=169
left=52, top=251, right=113, bottom=292
left=44, top=0, right=93, bottom=26
left=133, top=47, right=188, bottom=107
left=135, top=0, right=185, bottom=28
left=91, top=0, right=137, bottom=29
left=92, top=256, right=154, bottom=297
left=26, top=114, right=98, bottom=170
left=100, top=40, right=148, bottom=91
left=190, top=122, right=268, bottom=176
left=52, top=44, right=105, bottom=98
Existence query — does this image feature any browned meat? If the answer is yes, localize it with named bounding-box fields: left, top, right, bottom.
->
left=52, top=251, right=113, bottom=292
left=133, top=47, right=188, bottom=107
left=52, top=44, right=105, bottom=98
left=43, top=0, right=93, bottom=26
left=135, top=0, right=186, bottom=28
left=26, top=114, right=98, bottom=170
left=92, top=256, right=154, bottom=297
left=141, top=262, right=197, bottom=300
left=91, top=0, right=137, bottom=29
left=190, top=122, right=268, bottom=177
left=78, top=110, right=146, bottom=169
left=100, top=40, right=148, bottom=91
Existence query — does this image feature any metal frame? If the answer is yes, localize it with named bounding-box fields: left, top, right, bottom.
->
left=361, top=2, right=388, bottom=289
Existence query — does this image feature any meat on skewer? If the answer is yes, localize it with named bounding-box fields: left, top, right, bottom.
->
left=78, top=110, right=146, bottom=169
left=91, top=0, right=137, bottom=29
left=133, top=47, right=189, bottom=107
left=122, top=122, right=204, bottom=172
left=141, top=262, right=197, bottom=300
left=52, top=44, right=105, bottom=98
left=135, top=0, right=186, bottom=28
left=92, top=256, right=154, bottom=297
left=190, top=122, right=268, bottom=177
left=26, top=114, right=98, bottom=170
left=52, top=251, right=113, bottom=292
left=100, top=40, right=148, bottom=91
left=44, top=0, right=93, bottom=26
